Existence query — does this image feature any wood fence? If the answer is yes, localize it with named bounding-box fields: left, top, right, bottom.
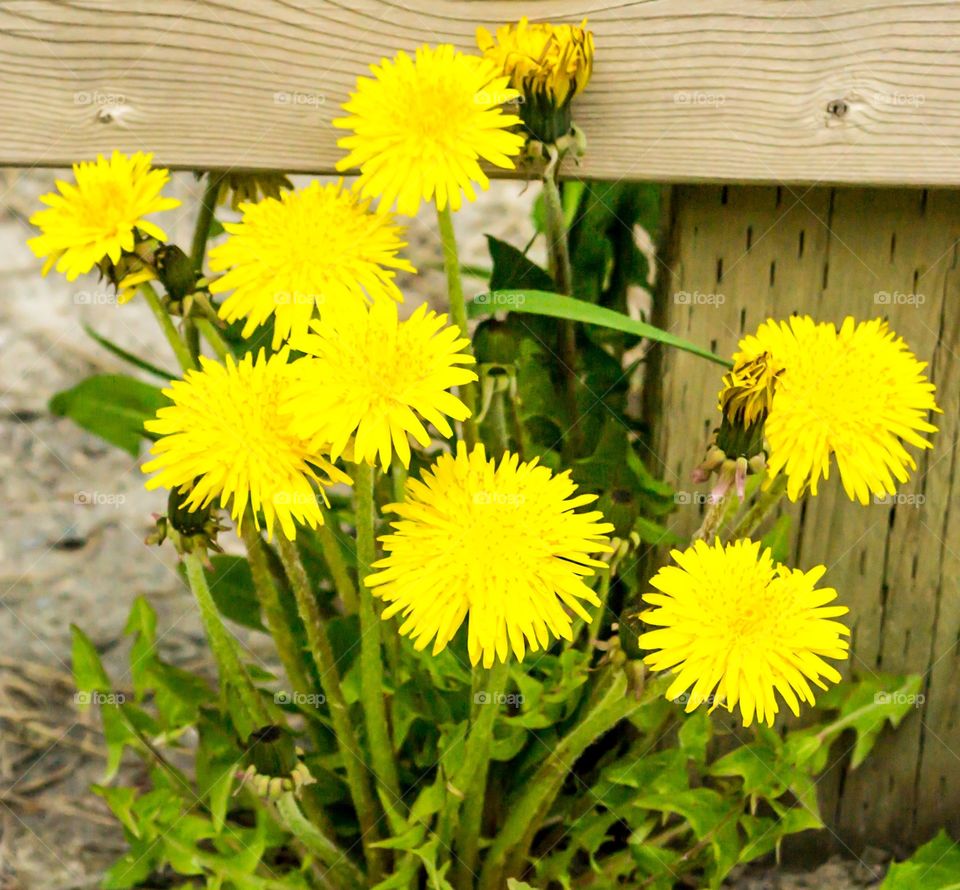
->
left=3, top=1, right=960, bottom=185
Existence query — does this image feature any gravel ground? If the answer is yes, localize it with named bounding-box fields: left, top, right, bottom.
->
left=0, top=170, right=883, bottom=889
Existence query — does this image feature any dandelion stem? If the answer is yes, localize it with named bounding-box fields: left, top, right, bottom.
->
left=182, top=549, right=268, bottom=728
left=541, top=162, right=574, bottom=296
left=184, top=319, right=201, bottom=363
left=274, top=534, right=384, bottom=882
left=191, top=172, right=223, bottom=272
left=436, top=203, right=479, bottom=449
left=479, top=667, right=638, bottom=890
left=733, top=474, right=789, bottom=540
left=195, top=317, right=232, bottom=361
left=452, top=657, right=510, bottom=889
left=691, top=495, right=727, bottom=543
left=541, top=161, right=582, bottom=456
left=315, top=518, right=359, bottom=614
left=275, top=793, right=365, bottom=890
left=239, top=523, right=315, bottom=720
left=481, top=389, right=510, bottom=457
left=587, top=560, right=613, bottom=649
left=353, top=462, right=403, bottom=810
left=139, top=281, right=196, bottom=372
left=391, top=462, right=408, bottom=503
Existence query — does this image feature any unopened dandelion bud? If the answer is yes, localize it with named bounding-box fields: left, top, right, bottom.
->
left=477, top=18, right=594, bottom=146
left=237, top=726, right=315, bottom=801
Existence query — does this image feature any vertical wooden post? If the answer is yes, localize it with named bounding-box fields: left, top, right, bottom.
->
left=652, top=184, right=960, bottom=850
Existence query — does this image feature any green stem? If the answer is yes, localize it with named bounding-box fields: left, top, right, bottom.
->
left=481, top=390, right=510, bottom=457
left=541, top=170, right=573, bottom=296
left=184, top=319, right=201, bottom=363
left=239, top=524, right=315, bottom=719
left=316, top=519, right=359, bottom=614
left=139, top=282, right=196, bottom=372
left=450, top=380, right=514, bottom=886
left=732, top=474, right=789, bottom=540
left=182, top=549, right=268, bottom=729
left=452, top=658, right=510, bottom=889
left=354, top=463, right=402, bottom=808
left=541, top=168, right=582, bottom=456
left=691, top=494, right=728, bottom=543
left=191, top=172, right=222, bottom=272
left=276, top=793, right=365, bottom=890
left=436, top=203, right=479, bottom=450
left=273, top=534, right=384, bottom=883
left=479, top=668, right=638, bottom=889
left=507, top=384, right=530, bottom=459
left=196, top=317, right=232, bottom=361
left=391, top=462, right=408, bottom=504
left=587, top=561, right=613, bottom=649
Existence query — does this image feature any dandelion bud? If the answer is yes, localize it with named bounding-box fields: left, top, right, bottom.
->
left=477, top=18, right=594, bottom=145
left=209, top=171, right=293, bottom=211
left=237, top=725, right=315, bottom=800
left=155, top=244, right=200, bottom=303
left=167, top=483, right=212, bottom=538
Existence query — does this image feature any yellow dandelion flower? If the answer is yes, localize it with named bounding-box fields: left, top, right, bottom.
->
left=366, top=442, right=615, bottom=667
left=285, top=300, right=477, bottom=470
left=640, top=538, right=850, bottom=727
left=730, top=316, right=940, bottom=504
left=335, top=44, right=526, bottom=216
left=29, top=151, right=180, bottom=281
left=208, top=181, right=415, bottom=347
left=143, top=349, right=349, bottom=541
left=477, top=18, right=594, bottom=142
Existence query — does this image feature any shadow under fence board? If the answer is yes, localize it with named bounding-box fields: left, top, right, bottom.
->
left=652, top=183, right=960, bottom=850
left=2, top=1, right=960, bottom=185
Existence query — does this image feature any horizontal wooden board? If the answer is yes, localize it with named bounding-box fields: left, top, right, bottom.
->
left=2, top=1, right=960, bottom=185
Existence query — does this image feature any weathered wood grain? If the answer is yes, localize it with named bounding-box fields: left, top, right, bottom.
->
left=3, top=1, right=960, bottom=185
left=653, top=183, right=960, bottom=849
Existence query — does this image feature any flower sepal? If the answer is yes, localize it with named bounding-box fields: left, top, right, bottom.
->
left=146, top=485, right=227, bottom=558
left=236, top=725, right=316, bottom=801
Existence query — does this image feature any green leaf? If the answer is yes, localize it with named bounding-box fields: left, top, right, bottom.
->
left=71, top=625, right=138, bottom=780
left=469, top=291, right=729, bottom=367
left=50, top=373, right=169, bottom=456
left=596, top=749, right=688, bottom=803
left=177, top=555, right=266, bottom=632
left=816, top=673, right=923, bottom=768
left=629, top=843, right=683, bottom=890
left=882, top=830, right=960, bottom=889
left=633, top=788, right=732, bottom=839
left=372, top=825, right=427, bottom=851
left=83, top=324, right=177, bottom=381
left=678, top=710, right=712, bottom=765
left=486, top=235, right=555, bottom=292
left=102, top=843, right=158, bottom=889
left=710, top=735, right=786, bottom=799
left=151, top=661, right=212, bottom=728
left=760, top=513, right=792, bottom=563
left=92, top=785, right=141, bottom=838
left=573, top=416, right=675, bottom=536
left=124, top=596, right=158, bottom=699
left=71, top=623, right=112, bottom=699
